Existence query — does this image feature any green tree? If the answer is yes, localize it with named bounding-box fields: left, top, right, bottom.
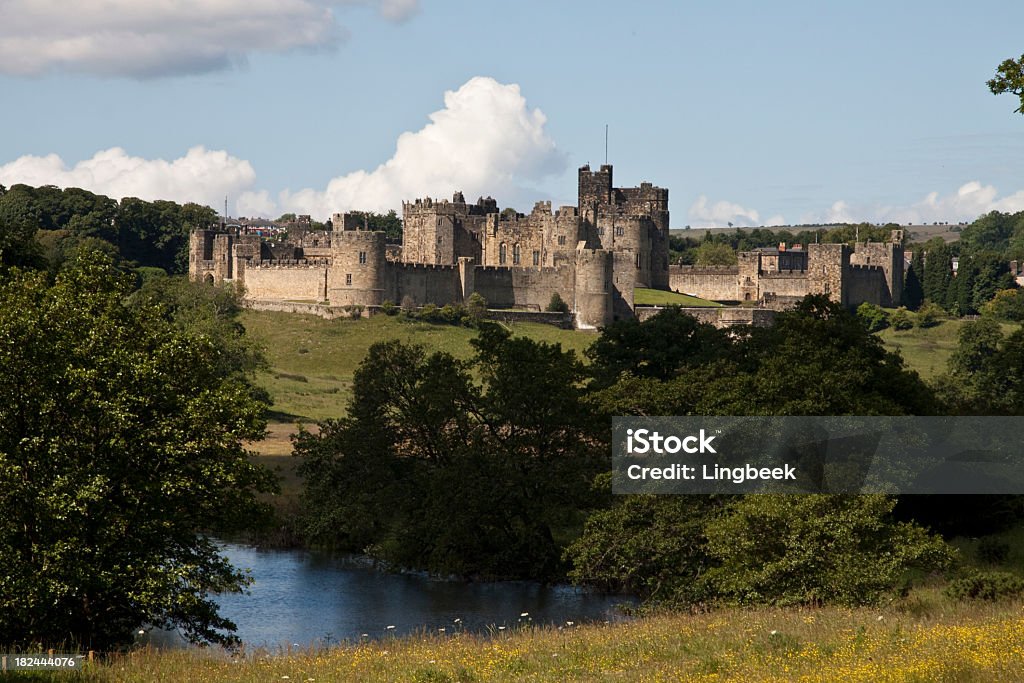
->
left=298, top=325, right=604, bottom=580
left=856, top=302, right=889, bottom=332
left=888, top=307, right=914, bottom=330
left=693, top=241, right=738, bottom=266
left=922, top=241, right=953, bottom=311
left=988, top=54, right=1024, bottom=114
left=546, top=292, right=569, bottom=313
left=348, top=210, right=404, bottom=242
left=0, top=254, right=276, bottom=648
left=903, top=250, right=925, bottom=311
left=703, top=495, right=954, bottom=606
left=937, top=318, right=1024, bottom=415
left=982, top=288, right=1024, bottom=322
left=565, top=494, right=726, bottom=605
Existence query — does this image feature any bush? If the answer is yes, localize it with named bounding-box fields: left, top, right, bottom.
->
left=466, top=292, right=488, bottom=321
left=546, top=292, right=570, bottom=313
left=945, top=570, right=1024, bottom=601
left=703, top=495, right=955, bottom=607
left=915, top=301, right=944, bottom=328
left=857, top=302, right=889, bottom=332
left=380, top=300, right=399, bottom=316
left=976, top=537, right=1011, bottom=565
left=888, top=307, right=914, bottom=330
left=981, top=288, right=1024, bottom=322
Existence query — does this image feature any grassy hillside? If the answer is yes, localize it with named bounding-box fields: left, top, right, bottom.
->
left=39, top=598, right=1024, bottom=682
left=633, top=288, right=722, bottom=307
left=241, top=311, right=597, bottom=424
left=878, top=319, right=1020, bottom=380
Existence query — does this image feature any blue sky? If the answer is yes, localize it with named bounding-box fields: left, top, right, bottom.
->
left=1, top=0, right=1022, bottom=227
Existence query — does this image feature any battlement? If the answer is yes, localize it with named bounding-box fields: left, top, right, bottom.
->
left=474, top=264, right=570, bottom=274
left=403, top=194, right=498, bottom=217
left=849, top=263, right=886, bottom=273
left=393, top=262, right=460, bottom=272
left=758, top=269, right=808, bottom=278
left=671, top=265, right=740, bottom=274
left=251, top=258, right=331, bottom=268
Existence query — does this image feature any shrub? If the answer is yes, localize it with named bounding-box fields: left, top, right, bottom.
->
left=915, top=301, right=944, bottom=328
left=380, top=300, right=399, bottom=316
left=466, top=292, right=488, bottom=321
left=857, top=302, right=889, bottom=332
left=981, top=288, right=1024, bottom=322
left=945, top=570, right=1024, bottom=601
left=976, top=537, right=1011, bottom=565
left=703, top=494, right=955, bottom=606
left=546, top=292, right=570, bottom=313
left=888, top=307, right=914, bottom=330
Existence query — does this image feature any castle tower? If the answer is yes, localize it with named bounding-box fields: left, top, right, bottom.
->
left=574, top=246, right=614, bottom=329
left=328, top=230, right=388, bottom=306
left=578, top=164, right=613, bottom=230
left=808, top=243, right=849, bottom=305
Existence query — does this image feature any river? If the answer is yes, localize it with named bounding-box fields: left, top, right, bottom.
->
left=147, top=543, right=632, bottom=647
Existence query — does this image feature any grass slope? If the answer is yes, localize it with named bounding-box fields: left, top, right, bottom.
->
left=242, top=311, right=596, bottom=424
left=877, top=319, right=1020, bottom=380
left=38, top=598, right=1024, bottom=682
left=633, top=288, right=722, bottom=307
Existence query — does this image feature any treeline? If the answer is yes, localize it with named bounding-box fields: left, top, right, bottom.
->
left=297, top=299, right=1024, bottom=607
left=906, top=211, right=1024, bottom=315
left=670, top=223, right=900, bottom=265
left=0, top=183, right=219, bottom=275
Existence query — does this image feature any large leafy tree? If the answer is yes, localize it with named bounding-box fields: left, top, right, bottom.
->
left=989, top=54, right=1024, bottom=114
left=298, top=325, right=604, bottom=580
left=0, top=253, right=275, bottom=648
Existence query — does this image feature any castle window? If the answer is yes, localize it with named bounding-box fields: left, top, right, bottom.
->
left=557, top=235, right=566, bottom=246
left=533, top=250, right=540, bottom=266
left=616, top=226, right=624, bottom=237
left=359, top=251, right=366, bottom=264
left=636, top=253, right=642, bottom=269
left=499, top=243, right=507, bottom=265
left=345, top=274, right=352, bottom=286
left=513, top=244, right=521, bottom=265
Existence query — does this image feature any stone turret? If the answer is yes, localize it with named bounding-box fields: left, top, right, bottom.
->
left=574, top=246, right=614, bottom=329
left=328, top=230, right=388, bottom=306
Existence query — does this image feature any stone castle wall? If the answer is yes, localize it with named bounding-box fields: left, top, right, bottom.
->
left=243, top=262, right=327, bottom=301
left=669, top=265, right=740, bottom=301
left=473, top=264, right=575, bottom=311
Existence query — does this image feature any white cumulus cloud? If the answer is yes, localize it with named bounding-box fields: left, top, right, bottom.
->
left=267, top=76, right=566, bottom=219
left=688, top=195, right=765, bottom=228
left=0, top=0, right=418, bottom=78
left=809, top=182, right=1024, bottom=225
left=0, top=146, right=257, bottom=211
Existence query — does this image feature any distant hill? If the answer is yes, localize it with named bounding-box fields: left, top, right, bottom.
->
left=672, top=223, right=965, bottom=244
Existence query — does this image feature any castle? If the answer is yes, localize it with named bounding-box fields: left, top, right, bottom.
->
left=669, top=235, right=905, bottom=310
left=190, top=165, right=903, bottom=328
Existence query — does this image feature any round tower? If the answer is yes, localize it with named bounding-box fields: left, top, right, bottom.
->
left=574, top=248, right=613, bottom=329
left=329, top=230, right=387, bottom=306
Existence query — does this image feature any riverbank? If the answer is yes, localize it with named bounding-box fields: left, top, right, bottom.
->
left=31, top=596, right=1024, bottom=682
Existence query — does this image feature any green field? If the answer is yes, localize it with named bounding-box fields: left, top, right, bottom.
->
left=877, top=318, right=1020, bottom=380
left=38, top=598, right=1024, bottom=682
left=633, top=288, right=722, bottom=307
left=241, top=311, right=597, bottom=424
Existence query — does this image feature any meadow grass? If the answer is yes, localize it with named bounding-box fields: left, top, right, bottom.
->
left=24, top=598, right=1024, bottom=682
left=633, top=288, right=722, bottom=307
left=877, top=318, right=1020, bottom=380
left=241, top=311, right=596, bottom=424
